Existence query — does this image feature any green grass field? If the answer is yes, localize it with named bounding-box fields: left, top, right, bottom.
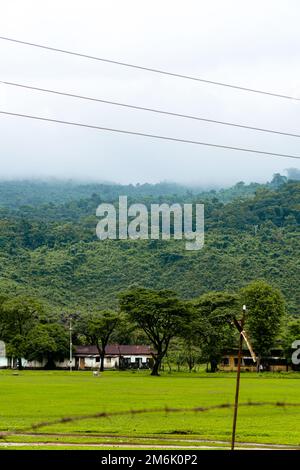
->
left=1, top=370, right=300, bottom=450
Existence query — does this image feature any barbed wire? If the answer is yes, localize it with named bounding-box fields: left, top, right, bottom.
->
left=1, top=401, right=299, bottom=440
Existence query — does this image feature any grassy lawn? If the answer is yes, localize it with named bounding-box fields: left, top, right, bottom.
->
left=0, top=370, right=300, bottom=448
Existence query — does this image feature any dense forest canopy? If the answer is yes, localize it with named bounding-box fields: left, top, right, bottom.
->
left=0, top=174, right=299, bottom=316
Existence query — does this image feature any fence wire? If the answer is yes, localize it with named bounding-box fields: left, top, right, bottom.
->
left=1, top=401, right=300, bottom=441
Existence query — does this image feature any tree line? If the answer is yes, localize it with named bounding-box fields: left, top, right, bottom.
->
left=0, top=179, right=298, bottom=317
left=0, top=280, right=299, bottom=375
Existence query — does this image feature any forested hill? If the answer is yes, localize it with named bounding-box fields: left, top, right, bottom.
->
left=0, top=174, right=286, bottom=208
left=0, top=177, right=299, bottom=316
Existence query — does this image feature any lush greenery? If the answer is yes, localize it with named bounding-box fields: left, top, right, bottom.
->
left=120, top=287, right=191, bottom=375
left=0, top=176, right=298, bottom=447
left=241, top=281, right=286, bottom=367
left=0, top=175, right=299, bottom=316
left=77, top=310, right=121, bottom=371
left=0, top=370, right=300, bottom=448
left=0, top=175, right=299, bottom=372
left=0, top=295, right=69, bottom=369
left=1, top=280, right=292, bottom=373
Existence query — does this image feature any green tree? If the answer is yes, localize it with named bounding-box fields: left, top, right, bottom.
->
left=0, top=295, right=9, bottom=338
left=0, top=296, right=44, bottom=370
left=270, top=173, right=287, bottom=189
left=119, top=287, right=191, bottom=376
left=163, top=339, right=185, bottom=372
left=241, top=280, right=285, bottom=370
left=181, top=339, right=202, bottom=373
left=192, top=292, right=239, bottom=372
left=24, top=323, right=69, bottom=369
left=77, top=310, right=120, bottom=371
left=162, top=338, right=201, bottom=373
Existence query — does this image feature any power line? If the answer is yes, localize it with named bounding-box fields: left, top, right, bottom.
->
left=0, top=36, right=299, bottom=101
left=1, top=80, right=300, bottom=139
left=1, top=110, right=299, bottom=160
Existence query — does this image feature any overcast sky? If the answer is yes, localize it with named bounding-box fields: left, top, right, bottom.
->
left=0, top=0, right=300, bottom=186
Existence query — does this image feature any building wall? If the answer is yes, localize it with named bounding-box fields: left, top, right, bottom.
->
left=22, top=359, right=46, bottom=369
left=0, top=341, right=151, bottom=370
left=55, top=359, right=75, bottom=369
left=0, top=357, right=76, bottom=370
left=220, top=354, right=290, bottom=372
left=77, top=356, right=119, bottom=369
left=123, top=355, right=148, bottom=364
left=0, top=357, right=8, bottom=368
left=75, top=355, right=151, bottom=370
left=0, top=341, right=8, bottom=368
left=104, top=356, right=119, bottom=369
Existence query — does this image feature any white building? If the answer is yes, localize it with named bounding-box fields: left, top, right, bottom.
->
left=75, top=344, right=153, bottom=370
left=0, top=342, right=153, bottom=370
left=0, top=341, right=9, bottom=368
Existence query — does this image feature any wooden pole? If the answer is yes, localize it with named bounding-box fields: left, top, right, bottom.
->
left=231, top=307, right=246, bottom=450
left=69, top=316, right=73, bottom=372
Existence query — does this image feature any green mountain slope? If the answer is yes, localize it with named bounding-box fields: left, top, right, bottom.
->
left=0, top=179, right=299, bottom=315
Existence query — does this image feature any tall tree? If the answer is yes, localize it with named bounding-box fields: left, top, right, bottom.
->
left=241, top=280, right=285, bottom=370
left=0, top=296, right=44, bottom=370
left=0, top=295, right=9, bottom=338
left=78, top=310, right=120, bottom=371
left=24, top=323, right=69, bottom=369
left=119, top=287, right=191, bottom=376
left=191, top=292, right=239, bottom=372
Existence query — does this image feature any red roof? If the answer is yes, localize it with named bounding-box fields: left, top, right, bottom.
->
left=75, top=344, right=153, bottom=356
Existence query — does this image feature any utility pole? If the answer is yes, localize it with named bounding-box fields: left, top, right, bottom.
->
left=231, top=305, right=246, bottom=451
left=230, top=306, right=256, bottom=450
left=69, top=315, right=73, bottom=372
